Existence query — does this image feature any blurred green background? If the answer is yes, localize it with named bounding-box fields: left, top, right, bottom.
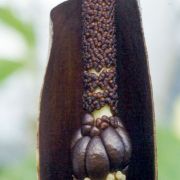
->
left=0, top=0, right=180, bottom=180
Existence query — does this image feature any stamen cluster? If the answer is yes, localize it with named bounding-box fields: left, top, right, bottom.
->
left=82, top=0, right=118, bottom=113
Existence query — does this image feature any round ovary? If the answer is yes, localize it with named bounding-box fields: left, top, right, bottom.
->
left=71, top=114, right=132, bottom=180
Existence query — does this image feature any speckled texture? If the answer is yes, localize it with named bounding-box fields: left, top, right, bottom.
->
left=82, top=0, right=118, bottom=114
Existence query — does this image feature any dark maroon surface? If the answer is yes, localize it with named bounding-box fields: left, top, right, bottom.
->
left=39, top=0, right=157, bottom=179
left=39, top=0, right=83, bottom=179
left=115, top=0, right=156, bottom=179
